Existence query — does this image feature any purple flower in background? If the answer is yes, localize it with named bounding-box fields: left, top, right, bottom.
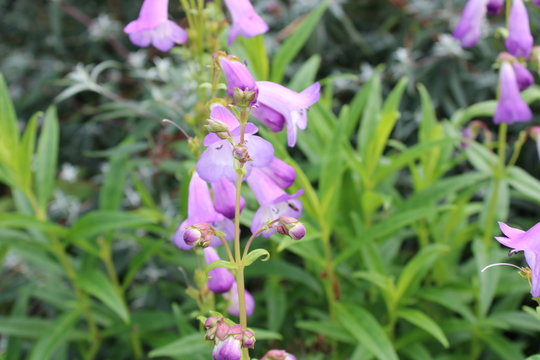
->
left=225, top=282, right=255, bottom=317
left=173, top=172, right=234, bottom=250
left=506, top=0, right=533, bottom=58
left=533, top=0, right=540, bottom=7
left=212, top=178, right=245, bottom=219
left=224, top=0, right=269, bottom=45
left=204, top=248, right=235, bottom=294
left=124, top=0, right=187, bottom=52
left=259, top=157, right=296, bottom=189
left=261, top=350, right=297, bottom=360
left=495, top=222, right=540, bottom=297
left=247, top=168, right=303, bottom=236
left=219, top=56, right=258, bottom=103
left=253, top=81, right=321, bottom=147
left=212, top=336, right=242, bottom=360
left=494, top=62, right=532, bottom=124
left=512, top=62, right=534, bottom=90
left=197, top=104, right=274, bottom=183
left=453, top=0, right=487, bottom=48
left=487, top=0, right=504, bottom=14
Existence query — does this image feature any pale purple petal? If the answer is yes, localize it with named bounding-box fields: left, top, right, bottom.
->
left=453, top=0, right=487, bottom=48
left=246, top=168, right=285, bottom=205
left=494, top=62, right=532, bottom=124
left=506, top=0, right=533, bottom=58
left=219, top=57, right=258, bottom=99
left=124, top=0, right=169, bottom=33
left=204, top=248, right=235, bottom=294
left=512, top=62, right=534, bottom=90
left=251, top=103, right=285, bottom=132
left=487, top=0, right=503, bottom=14
left=226, top=282, right=255, bottom=317
left=260, top=157, right=296, bottom=188
left=212, top=177, right=245, bottom=219
left=525, top=252, right=540, bottom=297
left=212, top=337, right=242, bottom=360
left=245, top=135, right=274, bottom=167
left=224, top=0, right=269, bottom=45
left=499, top=221, right=526, bottom=238
left=129, top=31, right=152, bottom=47
left=197, top=140, right=234, bottom=183
left=250, top=190, right=303, bottom=236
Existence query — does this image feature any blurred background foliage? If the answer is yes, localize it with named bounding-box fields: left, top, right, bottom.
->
left=2, top=0, right=540, bottom=359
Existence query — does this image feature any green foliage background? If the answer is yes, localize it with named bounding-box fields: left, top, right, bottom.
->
left=2, top=0, right=540, bottom=359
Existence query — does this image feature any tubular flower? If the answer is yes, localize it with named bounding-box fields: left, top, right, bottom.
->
left=259, top=157, right=296, bottom=189
left=494, top=62, right=532, bottom=124
left=212, top=177, right=245, bottom=219
left=452, top=0, right=487, bottom=48
left=196, top=104, right=274, bottom=183
left=247, top=168, right=303, bottom=236
left=204, top=247, right=235, bottom=294
left=495, top=222, right=540, bottom=297
left=487, top=0, right=504, bottom=14
left=173, top=172, right=234, bottom=250
left=261, top=350, right=297, bottom=360
left=219, top=56, right=258, bottom=104
left=224, top=282, right=255, bottom=317
left=505, top=0, right=533, bottom=58
left=512, top=61, right=534, bottom=90
left=124, top=0, right=187, bottom=52
left=212, top=337, right=242, bottom=360
left=253, top=81, right=321, bottom=147
left=224, top=0, right=269, bottom=45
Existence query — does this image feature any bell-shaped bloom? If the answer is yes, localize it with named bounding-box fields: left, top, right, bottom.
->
left=212, top=178, right=245, bottom=219
left=512, top=62, right=534, bottom=90
left=495, top=222, right=540, bottom=297
left=452, top=0, right=487, bottom=48
left=261, top=350, right=297, bottom=360
left=505, top=0, right=533, bottom=58
left=225, top=282, right=255, bottom=317
left=173, top=172, right=234, bottom=250
left=487, top=0, right=504, bottom=14
left=247, top=168, right=303, bottom=236
left=253, top=81, right=321, bottom=147
left=494, top=62, right=533, bottom=124
left=124, top=0, right=187, bottom=52
left=219, top=56, right=258, bottom=103
left=259, top=157, right=296, bottom=189
left=224, top=0, right=269, bottom=45
left=204, top=248, right=235, bottom=294
left=197, top=104, right=274, bottom=183
left=212, top=337, right=242, bottom=360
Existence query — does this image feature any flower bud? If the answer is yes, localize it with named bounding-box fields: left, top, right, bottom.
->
left=212, top=337, right=242, bottom=360
left=183, top=228, right=202, bottom=246
left=261, top=349, right=297, bottom=360
left=276, top=216, right=306, bottom=240
left=185, top=223, right=215, bottom=247
left=233, top=144, right=250, bottom=163
left=233, top=88, right=258, bottom=108
left=205, top=118, right=230, bottom=135
left=204, top=316, right=230, bottom=342
left=242, top=328, right=256, bottom=348
left=218, top=55, right=258, bottom=106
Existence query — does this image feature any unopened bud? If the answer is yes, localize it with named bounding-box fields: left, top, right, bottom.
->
left=242, top=329, right=256, bottom=348
left=186, top=223, right=215, bottom=247
left=183, top=228, right=202, bottom=246
left=261, top=350, right=297, bottom=360
left=205, top=118, right=229, bottom=134
left=204, top=316, right=230, bottom=342
left=276, top=216, right=306, bottom=240
left=233, top=144, right=250, bottom=163
left=233, top=88, right=258, bottom=108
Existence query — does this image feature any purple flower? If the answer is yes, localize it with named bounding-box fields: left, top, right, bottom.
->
left=494, top=62, right=533, bottom=124
left=212, top=177, right=245, bottom=219
left=253, top=81, right=321, bottom=147
left=219, top=56, right=258, bottom=103
left=261, top=350, right=297, bottom=360
left=487, top=0, right=504, bottom=14
left=452, top=0, right=487, bottom=48
left=533, top=0, right=540, bottom=7
left=259, top=157, right=296, bottom=189
left=512, top=62, right=534, bottom=90
left=505, top=0, right=533, bottom=58
left=204, top=248, right=235, bottom=294
left=224, top=0, right=269, bottom=45
left=225, top=282, right=255, bottom=317
left=212, top=337, right=242, bottom=360
left=196, top=104, right=274, bottom=183
left=124, top=0, right=187, bottom=52
left=173, top=172, right=234, bottom=250
left=247, top=168, right=303, bottom=236
left=495, top=222, right=540, bottom=297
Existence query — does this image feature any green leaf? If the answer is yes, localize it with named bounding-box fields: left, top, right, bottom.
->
left=0, top=213, right=67, bottom=236
left=296, top=320, right=355, bottom=344
left=68, top=210, right=156, bottom=240
left=357, top=72, right=381, bottom=156
left=247, top=259, right=322, bottom=294
left=28, top=310, right=81, bottom=360
left=0, top=317, right=85, bottom=339
left=479, top=332, right=524, bottom=359
left=206, top=259, right=236, bottom=272
left=250, top=328, right=282, bottom=340
left=237, top=35, right=269, bottom=80
left=507, top=166, right=540, bottom=204
left=149, top=333, right=211, bottom=358
left=18, top=112, right=39, bottom=193
left=336, top=303, right=398, bottom=360
left=395, top=245, right=447, bottom=302
left=0, top=74, right=19, bottom=168
left=78, top=269, right=130, bottom=323
left=397, top=308, right=449, bottom=348
left=36, top=106, right=59, bottom=210
left=244, top=248, right=270, bottom=266
left=99, top=139, right=133, bottom=210
left=270, top=1, right=329, bottom=83
left=288, top=54, right=321, bottom=92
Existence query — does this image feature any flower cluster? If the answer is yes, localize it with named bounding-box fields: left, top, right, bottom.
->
left=453, top=0, right=537, bottom=125
left=204, top=317, right=256, bottom=360
left=124, top=0, right=269, bottom=51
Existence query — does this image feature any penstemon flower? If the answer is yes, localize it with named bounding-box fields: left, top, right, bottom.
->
left=204, top=247, right=235, bottom=294
left=505, top=0, right=533, bottom=58
left=494, top=62, right=532, bottom=124
left=224, top=282, right=255, bottom=317
left=253, top=81, right=321, bottom=146
left=261, top=350, right=297, bottom=360
left=512, top=61, right=534, bottom=90
left=212, top=178, right=246, bottom=219
left=173, top=172, right=234, bottom=250
left=487, top=0, right=503, bottom=15
left=223, top=0, right=269, bottom=45
left=493, top=222, right=540, bottom=297
left=124, top=0, right=187, bottom=52
left=219, top=55, right=258, bottom=105
left=452, top=0, right=487, bottom=48
left=259, top=157, right=296, bottom=189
